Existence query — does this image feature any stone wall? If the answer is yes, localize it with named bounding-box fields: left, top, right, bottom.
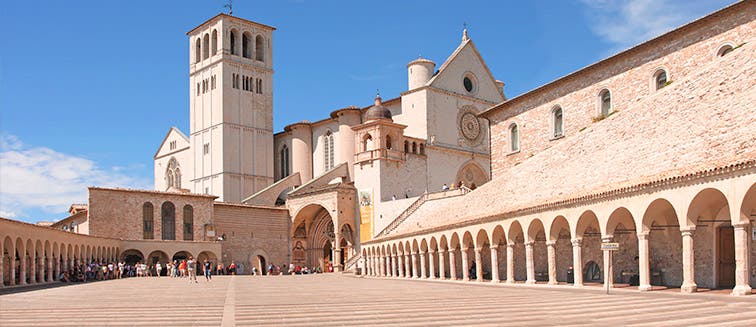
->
left=212, top=203, right=289, bottom=274
left=486, top=2, right=754, bottom=178
left=87, top=187, right=216, bottom=241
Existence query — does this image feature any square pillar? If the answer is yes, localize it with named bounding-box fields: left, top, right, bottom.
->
left=461, top=247, right=470, bottom=281
left=506, top=243, right=515, bottom=283
left=490, top=245, right=500, bottom=283
left=474, top=247, right=484, bottom=282
left=637, top=233, right=652, bottom=291
left=525, top=241, right=536, bottom=284
left=680, top=227, right=697, bottom=293
left=572, top=239, right=583, bottom=287
left=602, top=236, right=614, bottom=289
left=411, top=252, right=419, bottom=278
left=429, top=250, right=436, bottom=279
left=732, top=223, right=752, bottom=296
left=449, top=250, right=457, bottom=280
left=546, top=241, right=557, bottom=285
left=419, top=252, right=427, bottom=278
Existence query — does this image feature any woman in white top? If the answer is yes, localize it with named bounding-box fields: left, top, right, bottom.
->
left=155, top=262, right=162, bottom=277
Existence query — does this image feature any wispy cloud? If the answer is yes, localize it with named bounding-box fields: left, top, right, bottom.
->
left=579, top=0, right=733, bottom=53
left=0, top=134, right=150, bottom=222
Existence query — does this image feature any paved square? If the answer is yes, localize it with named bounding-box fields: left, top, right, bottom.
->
left=2, top=275, right=756, bottom=326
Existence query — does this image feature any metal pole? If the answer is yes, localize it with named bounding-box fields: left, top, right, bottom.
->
left=606, top=251, right=611, bottom=295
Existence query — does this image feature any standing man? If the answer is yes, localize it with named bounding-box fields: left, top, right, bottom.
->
left=187, top=257, right=198, bottom=283
left=203, top=259, right=212, bottom=281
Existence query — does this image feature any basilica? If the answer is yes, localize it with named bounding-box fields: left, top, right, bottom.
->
left=1, top=1, right=755, bottom=296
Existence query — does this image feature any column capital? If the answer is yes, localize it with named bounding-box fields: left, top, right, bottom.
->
left=679, top=226, right=696, bottom=233
left=732, top=222, right=749, bottom=230
left=507, top=243, right=516, bottom=249
left=428, top=249, right=436, bottom=254
left=545, top=240, right=556, bottom=246
left=524, top=241, right=535, bottom=247
left=637, top=233, right=649, bottom=240
left=601, top=235, right=614, bottom=242
left=460, top=246, right=469, bottom=251
left=571, top=238, right=582, bottom=247
left=437, top=249, right=446, bottom=254
left=474, top=247, right=483, bottom=252
left=489, top=245, right=499, bottom=250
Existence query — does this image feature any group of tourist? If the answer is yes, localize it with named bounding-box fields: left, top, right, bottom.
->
left=287, top=264, right=323, bottom=275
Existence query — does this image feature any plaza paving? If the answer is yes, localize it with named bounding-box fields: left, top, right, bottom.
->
left=1, top=274, right=756, bottom=326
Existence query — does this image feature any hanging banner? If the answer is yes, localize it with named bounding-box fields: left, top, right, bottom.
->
left=359, top=189, right=373, bottom=242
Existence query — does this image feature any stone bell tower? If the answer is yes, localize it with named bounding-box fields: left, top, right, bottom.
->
left=187, top=14, right=275, bottom=202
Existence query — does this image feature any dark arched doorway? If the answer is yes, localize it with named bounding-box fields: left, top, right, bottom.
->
left=172, top=251, right=192, bottom=262
left=122, top=249, right=144, bottom=266
left=257, top=255, right=267, bottom=275
left=323, top=241, right=333, bottom=272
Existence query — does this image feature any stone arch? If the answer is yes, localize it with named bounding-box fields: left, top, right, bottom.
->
left=686, top=187, right=730, bottom=228
left=3, top=236, right=13, bottom=286
left=448, top=233, right=461, bottom=279
left=548, top=216, right=573, bottom=283
left=172, top=250, right=193, bottom=262
left=507, top=221, right=526, bottom=281
left=455, top=160, right=488, bottom=189
left=574, top=210, right=603, bottom=284
left=121, top=249, right=144, bottom=265
left=642, top=197, right=683, bottom=288
left=255, top=34, right=265, bottom=61
left=737, top=182, right=756, bottom=225
left=605, top=207, right=639, bottom=286
left=475, top=229, right=491, bottom=281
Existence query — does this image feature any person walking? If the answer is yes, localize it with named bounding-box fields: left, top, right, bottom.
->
left=203, top=259, right=212, bottom=281
left=155, top=262, right=162, bottom=277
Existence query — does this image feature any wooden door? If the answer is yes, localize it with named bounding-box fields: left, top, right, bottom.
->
left=717, top=226, right=735, bottom=288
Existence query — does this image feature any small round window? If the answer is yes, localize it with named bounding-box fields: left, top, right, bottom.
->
left=463, top=76, right=474, bottom=92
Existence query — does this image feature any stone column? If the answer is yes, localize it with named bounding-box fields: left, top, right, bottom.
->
left=379, top=255, right=385, bottom=276
left=602, top=236, right=614, bottom=289
left=333, top=234, right=342, bottom=272
left=398, top=253, right=405, bottom=277
left=29, top=255, right=36, bottom=284
left=392, top=255, right=399, bottom=277
left=0, top=247, right=3, bottom=287
left=438, top=250, right=446, bottom=279
left=680, top=227, right=697, bottom=293
left=525, top=242, right=536, bottom=284
left=572, top=239, right=583, bottom=286
left=404, top=254, right=411, bottom=278
left=411, top=252, right=419, bottom=278
left=54, top=256, right=60, bottom=281
left=490, top=245, right=500, bottom=283
left=449, top=250, right=457, bottom=280
left=732, top=223, right=752, bottom=296
left=506, top=243, right=515, bottom=283
left=419, top=252, right=427, bottom=278
left=391, top=254, right=397, bottom=277
left=10, top=253, right=16, bottom=286
left=637, top=233, right=652, bottom=291
left=474, top=247, right=484, bottom=282
left=429, top=250, right=436, bottom=279
left=47, top=256, right=53, bottom=282
left=461, top=247, right=470, bottom=281
left=546, top=241, right=557, bottom=285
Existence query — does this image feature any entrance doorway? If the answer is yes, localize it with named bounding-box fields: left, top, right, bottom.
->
left=323, top=241, right=332, bottom=272
left=257, top=255, right=267, bottom=275
left=584, top=261, right=602, bottom=282
left=717, top=226, right=735, bottom=288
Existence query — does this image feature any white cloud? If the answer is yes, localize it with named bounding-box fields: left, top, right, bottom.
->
left=580, top=0, right=734, bottom=52
left=0, top=134, right=150, bottom=221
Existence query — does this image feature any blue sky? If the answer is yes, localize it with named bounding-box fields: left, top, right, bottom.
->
left=0, top=0, right=734, bottom=223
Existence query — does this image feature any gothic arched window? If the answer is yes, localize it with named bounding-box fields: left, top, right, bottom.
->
left=165, top=158, right=181, bottom=190
left=211, top=29, right=218, bottom=55
left=195, top=38, right=201, bottom=63
left=654, top=69, right=668, bottom=90
left=552, top=106, right=563, bottom=138
left=230, top=29, right=237, bottom=55
left=599, top=89, right=612, bottom=117
left=509, top=123, right=519, bottom=152
left=202, top=33, right=210, bottom=59
left=324, top=130, right=335, bottom=171
left=255, top=35, right=265, bottom=61
left=161, top=202, right=175, bottom=240
left=242, top=32, right=251, bottom=58
left=183, top=205, right=193, bottom=241
left=363, top=134, right=373, bottom=152
left=280, top=144, right=290, bottom=178
left=143, top=202, right=154, bottom=240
